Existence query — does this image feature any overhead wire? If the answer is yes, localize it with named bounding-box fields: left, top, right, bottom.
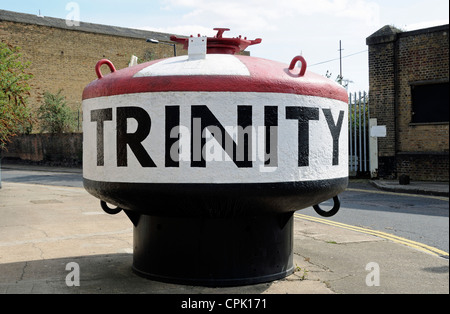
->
left=309, top=49, right=368, bottom=67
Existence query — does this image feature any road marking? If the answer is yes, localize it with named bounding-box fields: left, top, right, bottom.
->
left=346, top=187, right=449, bottom=201
left=294, top=213, right=449, bottom=258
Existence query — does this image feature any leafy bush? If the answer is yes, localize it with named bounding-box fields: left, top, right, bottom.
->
left=38, top=90, right=76, bottom=133
left=0, top=41, right=33, bottom=148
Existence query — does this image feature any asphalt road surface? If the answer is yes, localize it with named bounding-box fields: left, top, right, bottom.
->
left=299, top=183, right=449, bottom=256
left=1, top=166, right=448, bottom=256
left=1, top=167, right=83, bottom=188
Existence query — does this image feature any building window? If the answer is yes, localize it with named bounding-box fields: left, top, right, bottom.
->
left=410, top=81, right=449, bottom=124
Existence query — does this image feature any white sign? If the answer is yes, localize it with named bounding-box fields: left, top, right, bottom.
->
left=370, top=125, right=386, bottom=138
left=188, top=36, right=207, bottom=60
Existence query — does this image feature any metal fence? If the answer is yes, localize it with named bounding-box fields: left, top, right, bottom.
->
left=349, top=91, right=369, bottom=176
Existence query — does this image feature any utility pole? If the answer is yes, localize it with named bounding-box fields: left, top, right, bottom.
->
left=339, top=40, right=343, bottom=82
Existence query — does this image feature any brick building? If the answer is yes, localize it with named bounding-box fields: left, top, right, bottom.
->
left=0, top=9, right=186, bottom=130
left=366, top=24, right=449, bottom=181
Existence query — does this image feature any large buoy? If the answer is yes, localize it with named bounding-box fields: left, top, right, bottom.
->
left=82, top=28, right=348, bottom=286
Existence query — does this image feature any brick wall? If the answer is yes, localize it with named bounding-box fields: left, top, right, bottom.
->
left=2, top=133, right=83, bottom=166
left=1, top=10, right=256, bottom=166
left=367, top=24, right=449, bottom=181
left=368, top=42, right=397, bottom=157
left=0, top=10, right=186, bottom=131
left=397, top=29, right=449, bottom=153
left=397, top=153, right=448, bottom=182
left=366, top=26, right=402, bottom=178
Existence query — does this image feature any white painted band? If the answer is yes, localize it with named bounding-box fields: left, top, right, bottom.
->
left=134, top=55, right=250, bottom=77
left=82, top=92, right=348, bottom=184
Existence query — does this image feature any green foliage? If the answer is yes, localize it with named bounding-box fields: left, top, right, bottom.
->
left=138, top=50, right=155, bottom=64
left=37, top=90, right=76, bottom=133
left=0, top=41, right=33, bottom=148
left=325, top=70, right=349, bottom=89
left=349, top=92, right=369, bottom=129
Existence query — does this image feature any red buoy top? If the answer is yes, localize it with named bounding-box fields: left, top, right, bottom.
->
left=83, top=28, right=347, bottom=104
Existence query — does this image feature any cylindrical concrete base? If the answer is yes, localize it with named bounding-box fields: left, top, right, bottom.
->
left=132, top=213, right=294, bottom=287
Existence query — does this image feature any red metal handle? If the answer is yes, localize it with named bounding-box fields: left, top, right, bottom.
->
left=95, top=59, right=116, bottom=79
left=213, top=27, right=230, bottom=38
left=288, top=56, right=307, bottom=77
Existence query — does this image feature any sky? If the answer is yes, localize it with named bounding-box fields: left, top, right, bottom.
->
left=1, top=0, right=449, bottom=93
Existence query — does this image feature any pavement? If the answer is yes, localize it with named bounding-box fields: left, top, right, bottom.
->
left=370, top=179, right=449, bottom=197
left=0, top=165, right=448, bottom=295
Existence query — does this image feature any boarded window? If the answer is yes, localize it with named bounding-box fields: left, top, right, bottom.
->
left=411, top=81, right=449, bottom=124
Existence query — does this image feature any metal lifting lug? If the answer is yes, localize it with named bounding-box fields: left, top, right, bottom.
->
left=100, top=200, right=123, bottom=215
left=313, top=195, right=341, bottom=217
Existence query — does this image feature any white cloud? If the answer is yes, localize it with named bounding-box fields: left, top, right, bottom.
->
left=160, top=0, right=381, bottom=32
left=139, top=25, right=215, bottom=37
left=140, top=0, right=383, bottom=93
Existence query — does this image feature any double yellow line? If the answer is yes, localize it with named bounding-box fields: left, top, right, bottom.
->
left=294, top=213, right=449, bottom=258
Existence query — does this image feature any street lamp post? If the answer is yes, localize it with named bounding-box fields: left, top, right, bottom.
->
left=146, top=38, right=177, bottom=56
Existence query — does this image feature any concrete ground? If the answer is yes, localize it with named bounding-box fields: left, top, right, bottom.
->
left=0, top=181, right=448, bottom=294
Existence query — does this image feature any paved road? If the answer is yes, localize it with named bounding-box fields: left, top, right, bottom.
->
left=1, top=167, right=83, bottom=188
left=1, top=166, right=448, bottom=256
left=299, top=184, right=449, bottom=255
left=1, top=181, right=448, bottom=294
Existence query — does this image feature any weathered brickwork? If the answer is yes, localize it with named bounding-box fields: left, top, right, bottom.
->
left=367, top=40, right=397, bottom=157
left=397, top=153, right=448, bottom=182
left=367, top=24, right=449, bottom=181
left=1, top=10, right=254, bottom=165
left=0, top=10, right=186, bottom=129
left=4, top=133, right=83, bottom=166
